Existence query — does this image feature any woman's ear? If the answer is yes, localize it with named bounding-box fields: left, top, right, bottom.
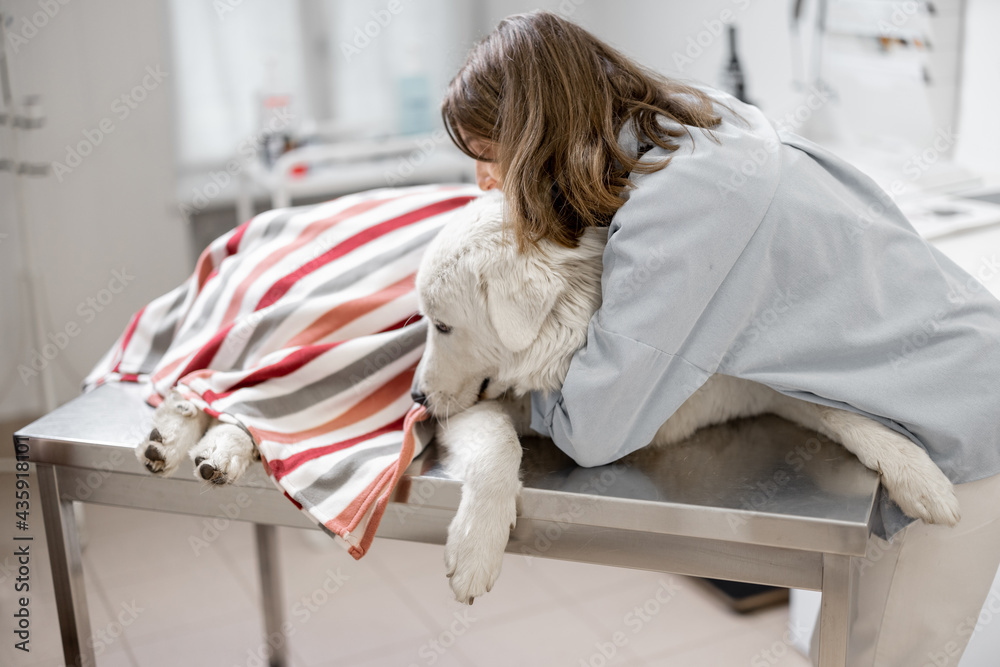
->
left=484, top=253, right=563, bottom=352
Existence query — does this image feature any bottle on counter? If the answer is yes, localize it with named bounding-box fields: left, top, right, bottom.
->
left=721, top=24, right=750, bottom=104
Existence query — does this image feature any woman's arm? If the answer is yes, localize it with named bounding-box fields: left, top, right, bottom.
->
left=530, top=116, right=782, bottom=467
left=530, top=324, right=710, bottom=467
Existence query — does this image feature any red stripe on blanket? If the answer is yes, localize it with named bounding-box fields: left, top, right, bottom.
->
left=220, top=198, right=388, bottom=327
left=226, top=220, right=249, bottom=256
left=254, top=197, right=476, bottom=312
left=195, top=251, right=215, bottom=293
left=174, top=321, right=236, bottom=382
left=268, top=416, right=407, bottom=481
left=250, top=365, right=415, bottom=444
left=286, top=273, right=417, bottom=348
left=150, top=354, right=186, bottom=385
left=194, top=221, right=248, bottom=291
left=284, top=490, right=303, bottom=510
left=200, top=342, right=346, bottom=403
left=112, top=305, right=147, bottom=373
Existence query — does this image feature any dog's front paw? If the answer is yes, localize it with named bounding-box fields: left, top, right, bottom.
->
left=884, top=457, right=961, bottom=526
left=189, top=422, right=256, bottom=485
left=444, top=499, right=516, bottom=604
left=136, top=391, right=209, bottom=475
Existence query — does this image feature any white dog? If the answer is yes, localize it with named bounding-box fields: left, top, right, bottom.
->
left=412, top=192, right=961, bottom=604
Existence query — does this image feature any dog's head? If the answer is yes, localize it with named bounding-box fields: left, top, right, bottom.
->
left=412, top=192, right=606, bottom=417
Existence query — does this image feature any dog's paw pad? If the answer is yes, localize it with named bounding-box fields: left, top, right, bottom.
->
left=189, top=424, right=255, bottom=486
left=196, top=461, right=228, bottom=485
left=136, top=436, right=170, bottom=474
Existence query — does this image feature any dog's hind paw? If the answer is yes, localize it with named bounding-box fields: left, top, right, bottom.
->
left=135, top=391, right=208, bottom=476
left=189, top=422, right=257, bottom=485
left=138, top=429, right=169, bottom=474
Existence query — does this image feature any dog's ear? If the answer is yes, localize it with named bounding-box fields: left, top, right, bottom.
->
left=485, top=253, right=562, bottom=352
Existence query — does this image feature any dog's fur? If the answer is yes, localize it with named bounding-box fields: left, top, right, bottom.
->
left=412, top=193, right=960, bottom=603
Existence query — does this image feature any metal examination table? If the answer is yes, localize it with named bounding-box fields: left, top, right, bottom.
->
left=16, top=381, right=879, bottom=666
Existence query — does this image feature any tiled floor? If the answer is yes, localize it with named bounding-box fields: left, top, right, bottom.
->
left=0, top=466, right=811, bottom=667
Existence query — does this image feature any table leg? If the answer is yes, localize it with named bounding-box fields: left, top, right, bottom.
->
left=254, top=524, right=287, bottom=667
left=817, top=553, right=855, bottom=666
left=37, top=464, right=96, bottom=667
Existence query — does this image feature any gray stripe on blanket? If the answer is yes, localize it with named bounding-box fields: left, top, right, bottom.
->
left=137, top=287, right=190, bottom=373
left=230, top=224, right=442, bottom=368
left=227, top=320, right=427, bottom=418
left=293, top=442, right=405, bottom=511
left=172, top=209, right=298, bottom=351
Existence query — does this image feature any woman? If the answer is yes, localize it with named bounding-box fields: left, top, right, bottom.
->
left=442, top=10, right=1000, bottom=667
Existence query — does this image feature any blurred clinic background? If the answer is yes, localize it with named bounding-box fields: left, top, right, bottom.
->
left=3, top=0, right=1000, bottom=428
left=2, top=1, right=1000, bottom=665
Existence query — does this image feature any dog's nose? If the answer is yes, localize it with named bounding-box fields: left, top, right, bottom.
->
left=411, top=389, right=428, bottom=406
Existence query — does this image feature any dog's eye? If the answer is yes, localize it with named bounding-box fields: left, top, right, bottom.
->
left=435, top=322, right=452, bottom=334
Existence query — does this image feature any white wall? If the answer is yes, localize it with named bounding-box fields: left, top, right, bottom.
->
left=591, top=1, right=800, bottom=116
left=478, top=0, right=599, bottom=34
left=0, top=0, right=188, bottom=420
left=954, top=0, right=1000, bottom=179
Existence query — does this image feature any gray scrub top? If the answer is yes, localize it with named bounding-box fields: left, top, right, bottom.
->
left=530, top=86, right=1000, bottom=538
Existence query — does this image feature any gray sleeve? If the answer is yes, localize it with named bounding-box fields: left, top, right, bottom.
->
left=530, top=322, right=710, bottom=467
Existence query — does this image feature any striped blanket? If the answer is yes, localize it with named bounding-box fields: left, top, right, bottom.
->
left=84, top=184, right=481, bottom=558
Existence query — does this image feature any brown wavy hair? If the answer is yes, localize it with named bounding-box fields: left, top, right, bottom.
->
left=443, top=10, right=724, bottom=249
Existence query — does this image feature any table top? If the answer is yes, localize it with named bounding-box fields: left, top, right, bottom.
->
left=16, top=381, right=879, bottom=557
